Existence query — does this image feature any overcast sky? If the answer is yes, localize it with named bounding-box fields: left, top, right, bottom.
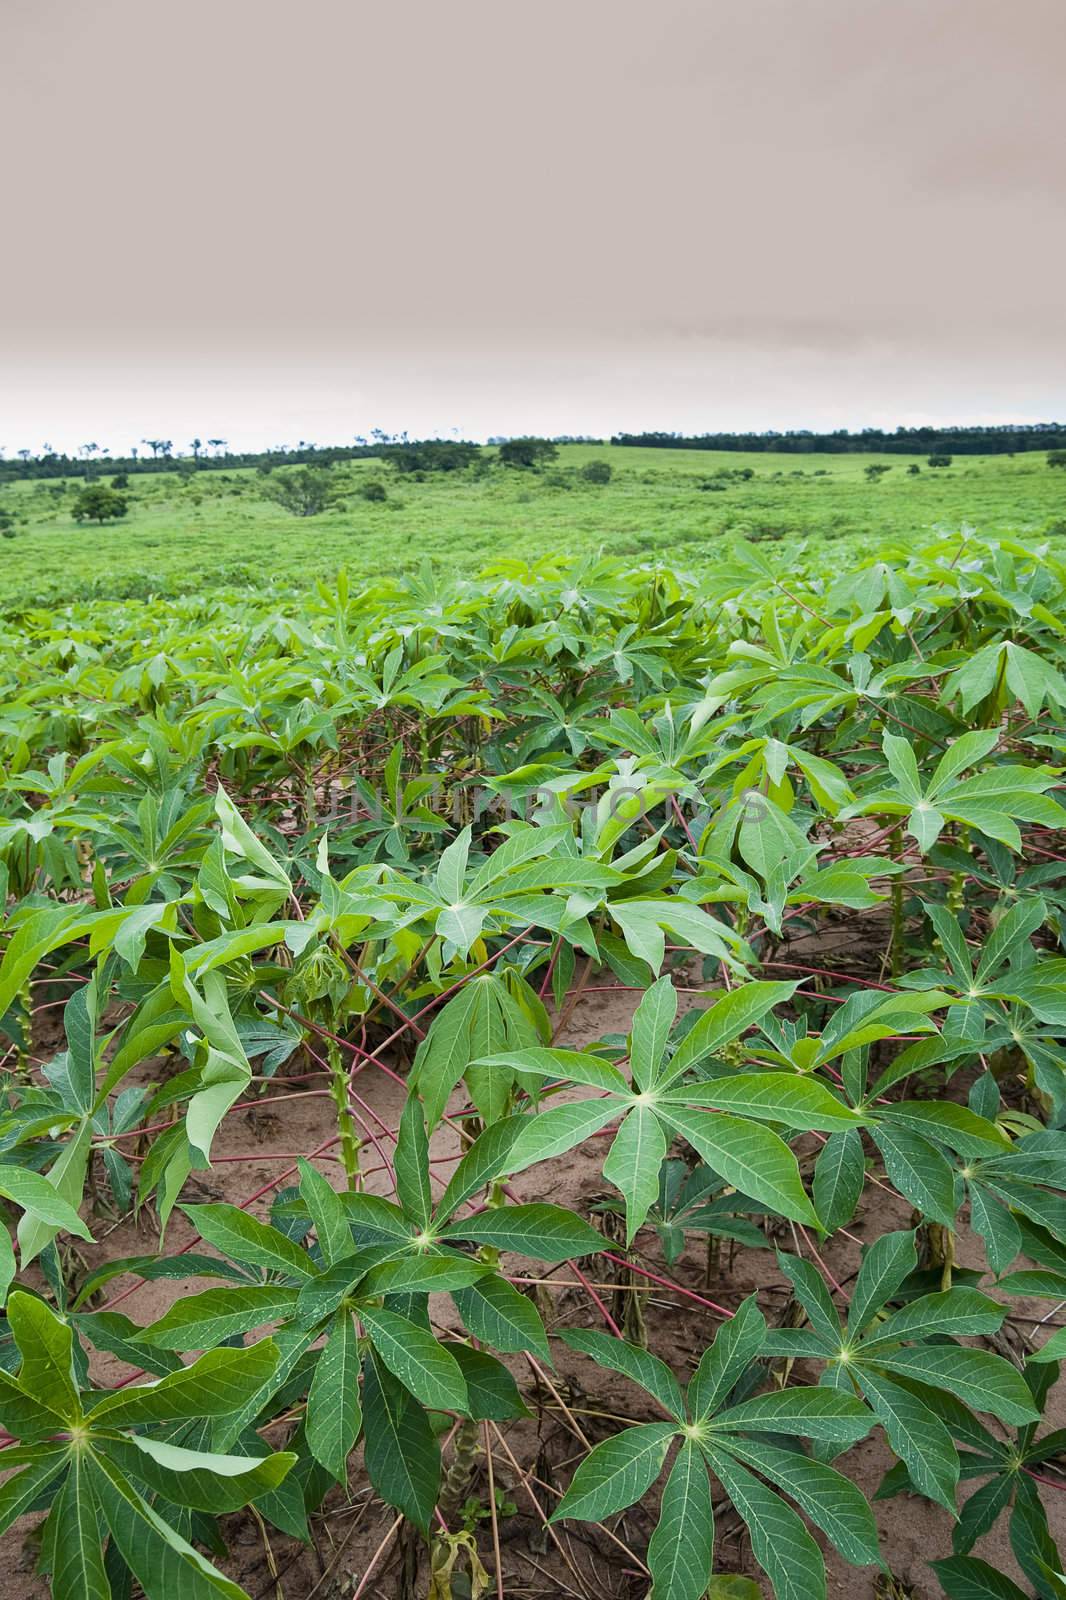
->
left=2, top=0, right=1064, bottom=454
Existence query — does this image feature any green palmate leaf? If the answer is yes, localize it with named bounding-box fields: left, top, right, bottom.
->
left=361, top=1352, right=440, bottom=1533
left=872, top=1128, right=957, bottom=1228
left=882, top=732, right=923, bottom=804
left=560, top=1328, right=686, bottom=1419
left=441, top=1202, right=603, bottom=1261
left=0, top=1161, right=93, bottom=1242
left=688, top=1294, right=766, bottom=1419
left=215, top=785, right=290, bottom=897
left=338, top=1194, right=411, bottom=1246
left=0, top=1225, right=14, bottom=1307
left=873, top=1347, right=1038, bottom=1425
left=88, top=1450, right=249, bottom=1600
left=88, top=1342, right=281, bottom=1427
left=706, top=1580, right=763, bottom=1600
left=395, top=1093, right=433, bottom=1230
left=292, top=1253, right=377, bottom=1324
left=0, top=1449, right=68, bottom=1539
left=305, top=1307, right=362, bottom=1481
left=461, top=973, right=539, bottom=1126
left=552, top=1422, right=677, bottom=1522
left=359, top=1253, right=488, bottom=1297
left=854, top=1368, right=959, bottom=1514
left=105, top=1435, right=296, bottom=1513
left=659, top=1106, right=819, bottom=1228
left=0, top=906, right=92, bottom=1026
left=647, top=1440, right=715, bottom=1600
left=629, top=975, right=678, bottom=1089
left=51, top=1451, right=109, bottom=1600
left=297, top=1157, right=351, bottom=1267
left=7, top=1291, right=81, bottom=1421
left=848, top=1228, right=918, bottom=1333
left=358, top=1306, right=468, bottom=1410
left=213, top=1322, right=320, bottom=1452
left=63, top=972, right=101, bottom=1115
left=448, top=1345, right=529, bottom=1419
left=661, top=982, right=802, bottom=1087
left=71, top=1252, right=253, bottom=1312
left=0, top=1370, right=71, bottom=1438
left=434, top=825, right=470, bottom=907
left=410, top=983, right=474, bottom=1126
left=485, top=1047, right=628, bottom=1094
left=713, top=1386, right=873, bottom=1442
left=776, top=1254, right=843, bottom=1348
left=812, top=1128, right=865, bottom=1233
left=507, top=1099, right=619, bottom=1171
left=952, top=1472, right=1016, bottom=1555
left=884, top=1101, right=1011, bottom=1155
left=139, top=1286, right=299, bottom=1349
left=705, top=1447, right=826, bottom=1600
left=864, top=1288, right=1006, bottom=1345
left=931, top=1556, right=1030, bottom=1600
left=1029, top=1324, right=1066, bottom=1363
left=435, top=1116, right=525, bottom=1220
left=721, top=1437, right=881, bottom=1567
left=181, top=1203, right=315, bottom=1280
left=453, top=1274, right=550, bottom=1359
left=665, top=1073, right=862, bottom=1132
left=602, top=1105, right=667, bottom=1242
left=995, top=1269, right=1066, bottom=1298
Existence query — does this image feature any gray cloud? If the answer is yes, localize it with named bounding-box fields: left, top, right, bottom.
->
left=1, top=0, right=1063, bottom=449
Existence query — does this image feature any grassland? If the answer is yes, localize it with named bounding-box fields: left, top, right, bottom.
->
left=1, top=442, right=1063, bottom=608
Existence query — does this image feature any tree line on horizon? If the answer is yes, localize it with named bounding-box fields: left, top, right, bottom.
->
left=611, top=422, right=1066, bottom=455
left=1, top=422, right=1063, bottom=483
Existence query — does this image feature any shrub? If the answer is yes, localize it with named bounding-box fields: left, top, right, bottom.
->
left=264, top=467, right=336, bottom=518
left=362, top=480, right=387, bottom=502
left=1048, top=450, right=1066, bottom=469
left=497, top=437, right=558, bottom=469
left=384, top=441, right=480, bottom=474
left=928, top=453, right=953, bottom=467
left=72, top=485, right=128, bottom=523
left=580, top=459, right=612, bottom=484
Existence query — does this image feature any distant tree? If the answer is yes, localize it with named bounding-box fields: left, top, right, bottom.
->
left=208, top=439, right=227, bottom=456
left=72, top=485, right=128, bottom=523
left=580, top=459, right=612, bottom=484
left=264, top=467, right=335, bottom=517
left=498, top=438, right=558, bottom=469
left=111, top=472, right=129, bottom=489
left=190, top=438, right=203, bottom=459
left=1048, top=450, right=1066, bottom=469
left=928, top=453, right=953, bottom=468
left=384, top=441, right=480, bottom=474
left=142, top=439, right=163, bottom=459
left=17, top=449, right=31, bottom=465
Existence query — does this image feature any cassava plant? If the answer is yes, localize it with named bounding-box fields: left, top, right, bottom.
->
left=0, top=532, right=1065, bottom=1596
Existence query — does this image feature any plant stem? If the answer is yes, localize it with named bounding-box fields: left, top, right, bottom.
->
left=327, top=1035, right=360, bottom=1189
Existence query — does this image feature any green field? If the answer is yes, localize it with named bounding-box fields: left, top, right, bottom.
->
left=2, top=442, right=1063, bottom=608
